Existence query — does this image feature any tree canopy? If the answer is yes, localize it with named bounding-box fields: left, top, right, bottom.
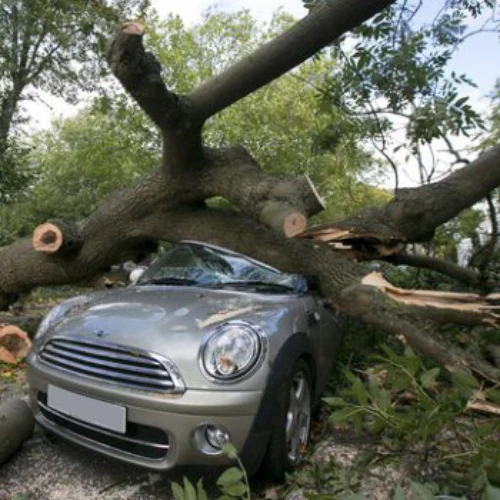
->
left=0, top=0, right=150, bottom=202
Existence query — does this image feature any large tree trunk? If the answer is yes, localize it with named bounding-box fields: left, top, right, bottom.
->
left=0, top=399, right=35, bottom=465
left=0, top=0, right=499, bottom=384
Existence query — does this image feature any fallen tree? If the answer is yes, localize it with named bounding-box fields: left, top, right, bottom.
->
left=0, top=0, right=499, bottom=383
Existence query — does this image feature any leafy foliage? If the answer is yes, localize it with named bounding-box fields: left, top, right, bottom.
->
left=0, top=110, right=158, bottom=245
left=303, top=0, right=498, bottom=186
left=0, top=138, right=34, bottom=204
left=170, top=443, right=250, bottom=500
left=480, top=80, right=500, bottom=152
left=0, top=0, right=151, bottom=205
left=0, top=0, right=150, bottom=101
left=323, top=345, right=500, bottom=497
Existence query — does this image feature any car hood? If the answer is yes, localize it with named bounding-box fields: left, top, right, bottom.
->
left=45, top=286, right=301, bottom=389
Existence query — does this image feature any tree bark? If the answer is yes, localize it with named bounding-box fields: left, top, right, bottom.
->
left=187, top=0, right=396, bottom=122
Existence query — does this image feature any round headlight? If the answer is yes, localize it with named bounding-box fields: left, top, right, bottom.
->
left=202, top=321, right=265, bottom=382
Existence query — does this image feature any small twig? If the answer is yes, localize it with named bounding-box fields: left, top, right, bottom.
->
left=467, top=399, right=500, bottom=417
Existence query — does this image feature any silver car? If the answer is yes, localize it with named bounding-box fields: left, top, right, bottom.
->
left=27, top=241, right=340, bottom=479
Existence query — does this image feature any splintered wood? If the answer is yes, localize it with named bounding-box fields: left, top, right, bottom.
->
left=362, top=272, right=500, bottom=326
left=298, top=225, right=405, bottom=256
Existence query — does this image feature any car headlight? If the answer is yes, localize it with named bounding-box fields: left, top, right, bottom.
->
left=35, top=296, right=90, bottom=341
left=201, top=321, right=266, bottom=382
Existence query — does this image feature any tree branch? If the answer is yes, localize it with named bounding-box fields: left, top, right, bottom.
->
left=339, top=282, right=500, bottom=383
left=203, top=146, right=325, bottom=236
left=186, top=0, right=396, bottom=122
left=385, top=252, right=482, bottom=287
left=301, top=145, right=500, bottom=253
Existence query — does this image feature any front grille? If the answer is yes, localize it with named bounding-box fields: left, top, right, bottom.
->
left=39, top=337, right=182, bottom=393
left=37, top=392, right=169, bottom=460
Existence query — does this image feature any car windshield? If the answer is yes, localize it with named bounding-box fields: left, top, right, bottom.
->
left=137, top=243, right=300, bottom=292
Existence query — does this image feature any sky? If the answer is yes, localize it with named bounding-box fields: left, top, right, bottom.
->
left=26, top=0, right=500, bottom=186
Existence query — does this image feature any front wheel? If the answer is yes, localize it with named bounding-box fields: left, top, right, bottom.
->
left=261, top=359, right=312, bottom=480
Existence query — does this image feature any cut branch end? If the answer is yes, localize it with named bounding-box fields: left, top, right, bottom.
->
left=0, top=325, right=31, bottom=363
left=32, top=220, right=81, bottom=255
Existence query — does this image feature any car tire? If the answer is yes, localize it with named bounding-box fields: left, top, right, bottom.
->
left=261, top=358, right=312, bottom=481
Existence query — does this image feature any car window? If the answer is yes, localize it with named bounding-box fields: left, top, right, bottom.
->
left=137, top=243, right=300, bottom=292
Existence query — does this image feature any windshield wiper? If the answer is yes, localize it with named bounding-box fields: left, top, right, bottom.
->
left=139, top=277, right=200, bottom=286
left=211, top=281, right=295, bottom=292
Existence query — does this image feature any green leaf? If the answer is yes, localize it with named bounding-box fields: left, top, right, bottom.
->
left=220, top=482, right=247, bottom=497
left=486, top=482, right=500, bottom=500
left=486, top=389, right=500, bottom=404
left=217, top=467, right=244, bottom=486
left=451, top=367, right=480, bottom=390
left=392, top=485, right=406, bottom=500
left=183, top=477, right=197, bottom=500
left=368, top=379, right=390, bottom=411
left=419, top=367, right=440, bottom=389
left=409, top=481, right=434, bottom=500
left=221, top=442, right=238, bottom=460
left=329, top=407, right=363, bottom=423
left=323, top=396, right=349, bottom=407
left=171, top=482, right=185, bottom=500
left=353, top=378, right=370, bottom=406
left=197, top=479, right=209, bottom=500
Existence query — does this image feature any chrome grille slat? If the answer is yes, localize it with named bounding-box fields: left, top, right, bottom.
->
left=40, top=352, right=175, bottom=388
left=39, top=337, right=180, bottom=393
left=44, top=344, right=170, bottom=377
left=52, top=339, right=161, bottom=368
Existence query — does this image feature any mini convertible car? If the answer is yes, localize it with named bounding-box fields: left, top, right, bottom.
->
left=27, top=241, right=340, bottom=478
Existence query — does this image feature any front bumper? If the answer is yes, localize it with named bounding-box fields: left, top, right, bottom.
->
left=27, top=353, right=262, bottom=471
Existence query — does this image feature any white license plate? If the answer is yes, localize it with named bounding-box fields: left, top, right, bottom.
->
left=47, top=385, right=126, bottom=434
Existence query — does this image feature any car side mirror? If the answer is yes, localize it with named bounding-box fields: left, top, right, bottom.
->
left=129, top=268, right=146, bottom=284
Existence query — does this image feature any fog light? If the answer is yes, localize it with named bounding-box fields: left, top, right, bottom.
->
left=192, top=424, right=231, bottom=455
left=205, top=425, right=229, bottom=449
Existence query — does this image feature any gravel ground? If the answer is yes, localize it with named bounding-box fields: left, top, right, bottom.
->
left=0, top=425, right=224, bottom=500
